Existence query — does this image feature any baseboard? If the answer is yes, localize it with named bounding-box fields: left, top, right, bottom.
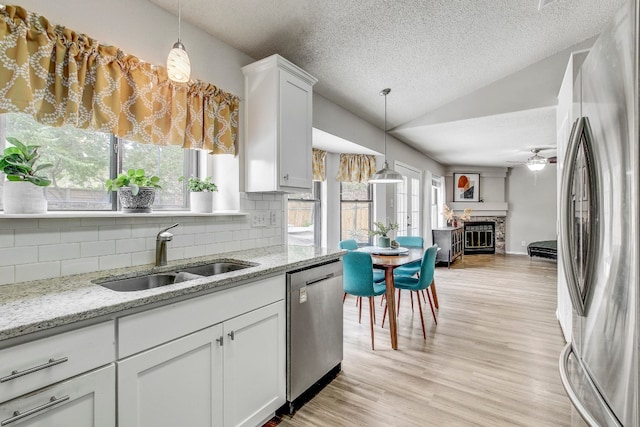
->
left=505, top=251, right=528, bottom=255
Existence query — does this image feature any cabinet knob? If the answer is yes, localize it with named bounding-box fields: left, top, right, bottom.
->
left=228, top=331, right=235, bottom=341
left=283, top=174, right=289, bottom=181
left=216, top=336, right=224, bottom=346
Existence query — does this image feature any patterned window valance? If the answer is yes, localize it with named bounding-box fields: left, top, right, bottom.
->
left=336, top=153, right=377, bottom=183
left=0, top=5, right=239, bottom=154
left=312, top=148, right=326, bottom=181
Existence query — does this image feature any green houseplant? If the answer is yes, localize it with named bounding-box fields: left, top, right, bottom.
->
left=0, top=137, right=53, bottom=214
left=369, top=219, right=399, bottom=248
left=180, top=176, right=218, bottom=213
left=105, top=169, right=161, bottom=213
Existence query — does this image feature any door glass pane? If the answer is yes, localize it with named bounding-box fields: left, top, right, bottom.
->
left=2, top=113, right=112, bottom=210
left=396, top=176, right=408, bottom=235
left=411, top=177, right=420, bottom=235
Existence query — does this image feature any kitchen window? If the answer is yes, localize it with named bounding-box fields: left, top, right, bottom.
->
left=340, top=182, right=373, bottom=245
left=287, top=181, right=321, bottom=246
left=0, top=113, right=197, bottom=211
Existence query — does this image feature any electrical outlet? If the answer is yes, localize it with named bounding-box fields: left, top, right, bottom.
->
left=251, top=212, right=267, bottom=227
left=270, top=211, right=277, bottom=226
left=521, top=240, right=527, bottom=247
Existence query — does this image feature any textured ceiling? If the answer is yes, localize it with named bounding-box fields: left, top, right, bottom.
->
left=149, top=0, right=623, bottom=166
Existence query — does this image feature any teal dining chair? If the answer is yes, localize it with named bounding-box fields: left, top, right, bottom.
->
left=386, top=245, right=438, bottom=340
left=339, top=239, right=384, bottom=283
left=393, top=236, right=424, bottom=311
left=342, top=251, right=387, bottom=350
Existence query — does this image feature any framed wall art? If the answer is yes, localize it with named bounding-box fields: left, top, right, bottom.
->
left=453, top=172, right=480, bottom=202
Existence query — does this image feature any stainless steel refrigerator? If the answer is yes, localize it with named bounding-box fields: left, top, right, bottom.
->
left=558, top=0, right=639, bottom=425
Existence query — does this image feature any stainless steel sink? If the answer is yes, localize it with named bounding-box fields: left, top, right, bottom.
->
left=95, top=260, right=256, bottom=292
left=179, top=261, right=255, bottom=277
left=96, top=274, right=178, bottom=292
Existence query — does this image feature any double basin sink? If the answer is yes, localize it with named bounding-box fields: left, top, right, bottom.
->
left=94, top=260, right=256, bottom=292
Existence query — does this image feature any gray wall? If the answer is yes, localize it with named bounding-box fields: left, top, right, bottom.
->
left=505, top=165, right=557, bottom=254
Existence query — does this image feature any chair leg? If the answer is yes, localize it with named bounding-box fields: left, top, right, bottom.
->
left=415, top=291, right=426, bottom=340
left=426, top=288, right=437, bottom=325
left=343, top=292, right=347, bottom=303
left=358, top=297, right=362, bottom=324
left=397, top=289, right=402, bottom=317
left=410, top=291, right=415, bottom=312
left=430, top=279, right=439, bottom=309
left=421, top=289, right=427, bottom=304
left=369, top=297, right=376, bottom=350
left=382, top=303, right=387, bottom=328
left=372, top=297, right=377, bottom=324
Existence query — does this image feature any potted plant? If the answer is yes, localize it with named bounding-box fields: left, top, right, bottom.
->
left=105, top=169, right=161, bottom=213
left=180, top=176, right=218, bottom=213
left=369, top=219, right=399, bottom=248
left=0, top=137, right=52, bottom=214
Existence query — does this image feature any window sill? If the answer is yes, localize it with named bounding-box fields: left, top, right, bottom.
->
left=0, top=210, right=249, bottom=219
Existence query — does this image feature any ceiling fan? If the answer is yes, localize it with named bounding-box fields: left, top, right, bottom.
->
left=508, top=148, right=557, bottom=171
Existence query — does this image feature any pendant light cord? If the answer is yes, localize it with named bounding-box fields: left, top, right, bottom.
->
left=383, top=91, right=387, bottom=158
left=178, top=0, right=182, bottom=43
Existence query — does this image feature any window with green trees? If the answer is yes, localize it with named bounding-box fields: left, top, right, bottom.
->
left=0, top=113, right=197, bottom=211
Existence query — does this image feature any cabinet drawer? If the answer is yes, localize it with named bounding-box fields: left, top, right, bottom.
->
left=0, top=321, right=115, bottom=404
left=118, top=274, right=285, bottom=358
left=0, top=364, right=115, bottom=426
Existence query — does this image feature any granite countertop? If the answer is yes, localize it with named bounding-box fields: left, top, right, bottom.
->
left=0, top=245, right=345, bottom=342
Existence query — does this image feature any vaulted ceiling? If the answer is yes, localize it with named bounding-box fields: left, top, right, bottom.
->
left=150, top=0, right=624, bottom=166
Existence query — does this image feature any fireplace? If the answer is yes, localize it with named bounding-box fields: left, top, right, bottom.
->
left=464, top=221, right=495, bottom=254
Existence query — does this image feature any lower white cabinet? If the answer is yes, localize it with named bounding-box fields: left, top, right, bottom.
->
left=0, top=364, right=115, bottom=426
left=118, top=325, right=224, bottom=427
left=224, top=301, right=285, bottom=427
left=117, top=299, right=285, bottom=427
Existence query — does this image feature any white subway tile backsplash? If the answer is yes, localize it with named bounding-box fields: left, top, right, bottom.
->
left=39, top=243, right=81, bottom=262
left=60, top=227, right=99, bottom=243
left=99, top=225, right=132, bottom=241
left=0, top=246, right=38, bottom=266
left=61, top=257, right=100, bottom=276
left=0, top=230, right=14, bottom=248
left=1, top=192, right=285, bottom=284
left=14, top=229, right=61, bottom=247
left=15, top=261, right=60, bottom=282
left=99, top=253, right=132, bottom=270
left=81, top=240, right=116, bottom=257
left=0, top=266, right=14, bottom=285
left=115, top=238, right=147, bottom=254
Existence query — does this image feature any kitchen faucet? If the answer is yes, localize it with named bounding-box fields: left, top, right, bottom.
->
left=155, top=223, right=179, bottom=266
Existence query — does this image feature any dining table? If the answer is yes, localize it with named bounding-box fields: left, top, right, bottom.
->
left=364, top=247, right=426, bottom=350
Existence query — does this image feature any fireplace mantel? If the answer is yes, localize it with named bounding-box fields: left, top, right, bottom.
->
left=448, top=202, right=508, bottom=217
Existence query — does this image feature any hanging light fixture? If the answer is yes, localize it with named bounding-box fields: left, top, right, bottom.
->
left=166, top=0, right=191, bottom=83
left=368, top=88, right=403, bottom=184
left=526, top=149, right=547, bottom=171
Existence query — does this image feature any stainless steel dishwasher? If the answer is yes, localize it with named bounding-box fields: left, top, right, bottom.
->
left=285, top=259, right=343, bottom=412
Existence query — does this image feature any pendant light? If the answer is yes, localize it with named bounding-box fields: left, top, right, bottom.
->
left=369, top=88, right=403, bottom=184
left=166, top=0, right=191, bottom=83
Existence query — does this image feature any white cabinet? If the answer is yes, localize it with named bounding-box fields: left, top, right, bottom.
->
left=243, top=54, right=317, bottom=193
left=118, top=325, right=224, bottom=427
left=223, top=302, right=285, bottom=427
left=117, top=275, right=286, bottom=427
left=0, top=364, right=115, bottom=426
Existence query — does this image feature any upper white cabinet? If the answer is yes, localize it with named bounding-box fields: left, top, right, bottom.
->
left=243, top=54, right=317, bottom=193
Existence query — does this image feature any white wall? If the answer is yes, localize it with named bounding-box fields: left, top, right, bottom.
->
left=505, top=166, right=557, bottom=254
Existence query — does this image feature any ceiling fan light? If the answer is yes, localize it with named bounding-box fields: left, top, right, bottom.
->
left=526, top=158, right=547, bottom=171
left=167, top=41, right=191, bottom=83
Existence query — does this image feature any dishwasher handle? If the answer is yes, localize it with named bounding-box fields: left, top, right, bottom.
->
left=306, top=273, right=335, bottom=286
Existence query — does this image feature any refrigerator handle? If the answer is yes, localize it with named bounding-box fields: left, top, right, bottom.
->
left=559, top=343, right=623, bottom=427
left=560, top=117, right=585, bottom=316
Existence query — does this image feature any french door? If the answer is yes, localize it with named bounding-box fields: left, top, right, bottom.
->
left=395, top=163, right=421, bottom=236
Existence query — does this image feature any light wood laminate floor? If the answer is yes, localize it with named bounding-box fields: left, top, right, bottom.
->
left=277, top=254, right=583, bottom=427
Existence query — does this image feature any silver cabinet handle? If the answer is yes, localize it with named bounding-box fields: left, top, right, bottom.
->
left=0, top=357, right=69, bottom=383
left=228, top=331, right=235, bottom=341
left=306, top=273, right=334, bottom=286
left=216, top=336, right=223, bottom=346
left=283, top=174, right=289, bottom=181
left=1, top=395, right=70, bottom=426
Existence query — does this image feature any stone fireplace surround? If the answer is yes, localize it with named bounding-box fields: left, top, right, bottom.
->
left=465, top=216, right=506, bottom=254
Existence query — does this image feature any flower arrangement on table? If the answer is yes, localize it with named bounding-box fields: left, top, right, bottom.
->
left=442, top=204, right=472, bottom=227
left=368, top=219, right=399, bottom=248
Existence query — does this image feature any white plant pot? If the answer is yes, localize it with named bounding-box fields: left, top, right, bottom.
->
left=3, top=181, right=48, bottom=214
left=190, top=192, right=213, bottom=213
